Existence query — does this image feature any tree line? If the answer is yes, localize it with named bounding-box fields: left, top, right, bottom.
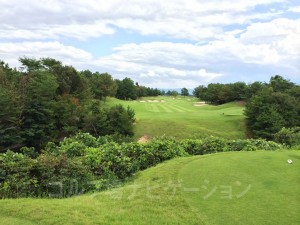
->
left=1, top=57, right=162, bottom=151
left=193, top=75, right=300, bottom=140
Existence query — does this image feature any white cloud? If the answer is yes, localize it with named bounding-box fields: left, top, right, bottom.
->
left=0, top=0, right=285, bottom=41
left=0, top=0, right=299, bottom=87
left=288, top=6, right=300, bottom=13
left=0, top=41, right=93, bottom=67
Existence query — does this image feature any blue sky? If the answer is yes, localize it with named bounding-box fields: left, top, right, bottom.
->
left=0, top=0, right=299, bottom=88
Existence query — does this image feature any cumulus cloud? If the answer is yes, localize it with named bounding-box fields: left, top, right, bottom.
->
left=288, top=6, right=300, bottom=13
left=0, top=0, right=299, bottom=87
left=0, top=42, right=93, bottom=68
left=0, top=0, right=285, bottom=41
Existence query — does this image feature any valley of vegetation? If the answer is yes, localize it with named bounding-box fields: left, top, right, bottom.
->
left=0, top=58, right=300, bottom=224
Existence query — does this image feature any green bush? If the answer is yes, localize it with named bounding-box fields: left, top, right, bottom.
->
left=249, top=139, right=281, bottom=150
left=274, top=127, right=300, bottom=147
left=144, top=136, right=188, bottom=165
left=226, top=139, right=249, bottom=151
left=0, top=133, right=285, bottom=199
left=180, top=139, right=203, bottom=155
left=201, top=136, right=228, bottom=153
left=36, top=154, right=95, bottom=198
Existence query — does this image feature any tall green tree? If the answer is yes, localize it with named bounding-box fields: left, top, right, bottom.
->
left=245, top=87, right=300, bottom=139
left=270, top=75, right=295, bottom=92
left=98, top=73, right=117, bottom=101
left=21, top=70, right=58, bottom=148
left=115, top=77, right=137, bottom=100
left=181, top=88, right=189, bottom=96
left=0, top=80, right=23, bottom=149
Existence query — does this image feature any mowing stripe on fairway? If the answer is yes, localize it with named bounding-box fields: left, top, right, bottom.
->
left=157, top=104, right=173, bottom=113
left=149, top=103, right=160, bottom=113
left=143, top=103, right=153, bottom=112
left=162, top=104, right=185, bottom=112
left=167, top=103, right=195, bottom=112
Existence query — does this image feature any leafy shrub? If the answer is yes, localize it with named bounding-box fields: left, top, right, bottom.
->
left=0, top=151, right=40, bottom=198
left=201, top=136, right=228, bottom=153
left=144, top=136, right=188, bottom=166
left=180, top=139, right=203, bottom=155
left=0, top=133, right=285, bottom=199
left=274, top=127, right=300, bottom=147
left=249, top=139, right=281, bottom=150
left=97, top=134, right=134, bottom=145
left=226, top=139, right=249, bottom=151
left=59, top=141, right=87, bottom=157
left=36, top=154, right=95, bottom=197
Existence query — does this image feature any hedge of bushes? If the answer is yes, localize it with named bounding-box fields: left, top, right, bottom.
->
left=0, top=133, right=283, bottom=198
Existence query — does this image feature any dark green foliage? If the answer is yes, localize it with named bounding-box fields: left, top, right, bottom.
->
left=143, top=136, right=188, bottom=167
left=245, top=81, right=267, bottom=99
left=245, top=84, right=300, bottom=139
left=0, top=83, right=23, bottom=149
left=180, top=139, right=204, bottom=155
left=0, top=133, right=284, bottom=199
left=136, top=85, right=162, bottom=97
left=170, top=90, right=179, bottom=98
left=181, top=87, right=189, bottom=96
left=107, top=104, right=134, bottom=136
left=89, top=72, right=117, bottom=100
left=201, top=136, right=228, bottom=153
left=274, top=127, right=300, bottom=147
left=115, top=77, right=137, bottom=100
left=270, top=75, right=295, bottom=92
left=193, top=82, right=247, bottom=104
left=126, top=106, right=135, bottom=122
left=0, top=58, right=136, bottom=151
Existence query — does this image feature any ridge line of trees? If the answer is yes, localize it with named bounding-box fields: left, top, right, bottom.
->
left=193, top=75, right=300, bottom=139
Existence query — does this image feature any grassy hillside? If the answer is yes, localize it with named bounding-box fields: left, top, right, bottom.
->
left=1, top=150, right=299, bottom=225
left=107, top=96, right=246, bottom=140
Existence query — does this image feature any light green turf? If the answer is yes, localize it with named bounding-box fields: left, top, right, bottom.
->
left=106, top=96, right=246, bottom=140
left=1, top=150, right=299, bottom=225
left=179, top=150, right=300, bottom=225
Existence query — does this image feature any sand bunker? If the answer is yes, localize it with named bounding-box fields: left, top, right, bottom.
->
left=139, top=100, right=165, bottom=103
left=193, top=101, right=206, bottom=107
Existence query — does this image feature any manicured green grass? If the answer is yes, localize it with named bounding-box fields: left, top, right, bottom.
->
left=179, top=150, right=300, bottom=225
left=1, top=150, right=299, bottom=225
left=106, top=96, right=246, bottom=140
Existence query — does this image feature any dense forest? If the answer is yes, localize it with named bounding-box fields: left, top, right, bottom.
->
left=0, top=58, right=162, bottom=152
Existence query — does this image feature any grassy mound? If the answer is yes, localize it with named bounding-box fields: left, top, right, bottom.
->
left=0, top=150, right=299, bottom=224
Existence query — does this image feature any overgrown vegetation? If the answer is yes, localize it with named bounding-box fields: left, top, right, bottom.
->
left=0, top=58, right=161, bottom=151
left=0, top=133, right=283, bottom=199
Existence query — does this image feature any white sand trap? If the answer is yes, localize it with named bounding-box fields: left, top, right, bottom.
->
left=160, top=100, right=166, bottom=102
left=194, top=101, right=207, bottom=107
left=139, top=100, right=146, bottom=102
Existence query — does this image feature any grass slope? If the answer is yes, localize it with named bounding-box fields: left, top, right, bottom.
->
left=1, top=150, right=299, bottom=225
left=107, top=96, right=246, bottom=140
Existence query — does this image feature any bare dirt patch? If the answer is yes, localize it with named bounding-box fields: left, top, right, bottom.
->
left=138, top=135, right=151, bottom=143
